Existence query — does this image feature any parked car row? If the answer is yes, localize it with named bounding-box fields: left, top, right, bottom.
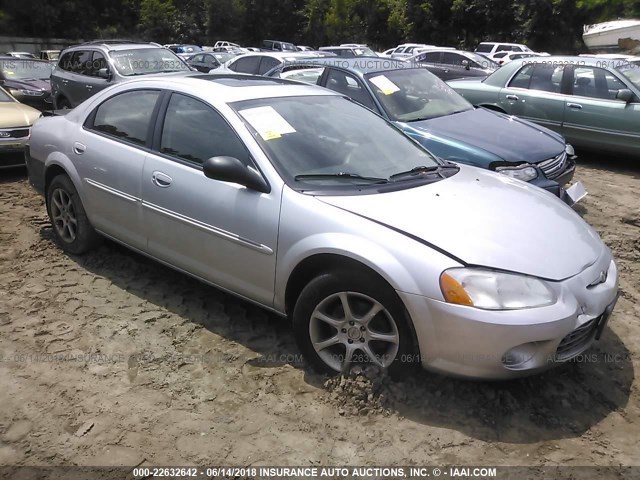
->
left=0, top=33, right=624, bottom=381
left=23, top=74, right=619, bottom=380
left=266, top=57, right=580, bottom=202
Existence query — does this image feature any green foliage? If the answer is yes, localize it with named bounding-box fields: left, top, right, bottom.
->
left=0, top=0, right=634, bottom=52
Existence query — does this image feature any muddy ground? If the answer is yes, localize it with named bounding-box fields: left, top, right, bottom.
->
left=0, top=154, right=638, bottom=472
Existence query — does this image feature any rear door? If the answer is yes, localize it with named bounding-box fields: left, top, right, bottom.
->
left=141, top=92, right=280, bottom=305
left=563, top=65, right=640, bottom=154
left=76, top=89, right=162, bottom=249
left=498, top=62, right=568, bottom=134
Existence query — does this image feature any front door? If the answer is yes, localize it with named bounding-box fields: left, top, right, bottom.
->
left=141, top=92, right=280, bottom=306
left=563, top=65, right=640, bottom=155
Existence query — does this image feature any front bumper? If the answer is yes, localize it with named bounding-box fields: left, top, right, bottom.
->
left=530, top=158, right=576, bottom=197
left=0, top=136, right=29, bottom=169
left=399, top=251, right=618, bottom=380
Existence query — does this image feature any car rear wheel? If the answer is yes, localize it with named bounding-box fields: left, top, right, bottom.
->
left=47, top=174, right=100, bottom=254
left=293, top=270, right=416, bottom=378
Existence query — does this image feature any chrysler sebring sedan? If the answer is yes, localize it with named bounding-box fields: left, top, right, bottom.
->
left=26, top=75, right=618, bottom=379
left=449, top=56, right=640, bottom=157
left=266, top=58, right=580, bottom=202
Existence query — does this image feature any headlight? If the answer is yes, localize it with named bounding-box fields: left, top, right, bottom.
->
left=565, top=144, right=575, bottom=157
left=440, top=268, right=556, bottom=310
left=7, top=88, right=43, bottom=97
left=495, top=164, right=538, bottom=182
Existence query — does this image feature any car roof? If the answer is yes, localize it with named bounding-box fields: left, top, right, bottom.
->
left=0, top=56, right=50, bottom=64
left=65, top=41, right=162, bottom=52
left=479, top=42, right=527, bottom=46
left=281, top=57, right=408, bottom=75
left=81, top=74, right=338, bottom=105
left=230, top=52, right=315, bottom=61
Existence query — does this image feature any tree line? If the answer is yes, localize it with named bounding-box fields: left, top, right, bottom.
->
left=1, top=0, right=638, bottom=53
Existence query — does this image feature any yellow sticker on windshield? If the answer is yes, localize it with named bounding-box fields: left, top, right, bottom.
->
left=239, top=106, right=295, bottom=141
left=369, top=75, right=400, bottom=95
left=262, top=130, right=282, bottom=140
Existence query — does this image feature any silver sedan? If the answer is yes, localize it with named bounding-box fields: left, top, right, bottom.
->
left=26, top=74, right=619, bottom=379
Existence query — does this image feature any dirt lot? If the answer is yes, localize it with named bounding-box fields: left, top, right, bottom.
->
left=0, top=156, right=639, bottom=470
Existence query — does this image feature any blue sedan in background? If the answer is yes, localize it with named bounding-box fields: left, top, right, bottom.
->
left=268, top=58, right=581, bottom=201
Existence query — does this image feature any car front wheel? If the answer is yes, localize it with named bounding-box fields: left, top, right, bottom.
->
left=293, top=270, right=416, bottom=378
left=47, top=174, right=100, bottom=254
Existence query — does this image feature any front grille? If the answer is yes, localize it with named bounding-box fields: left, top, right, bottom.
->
left=539, top=152, right=568, bottom=179
left=556, top=317, right=599, bottom=360
left=0, top=128, right=30, bottom=139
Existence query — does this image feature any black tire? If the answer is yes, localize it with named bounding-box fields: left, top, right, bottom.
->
left=46, top=174, right=100, bottom=254
left=55, top=97, right=71, bottom=110
left=293, top=269, right=417, bottom=379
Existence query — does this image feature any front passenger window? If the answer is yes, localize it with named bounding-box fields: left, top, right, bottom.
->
left=88, top=90, right=160, bottom=146
left=160, top=93, right=253, bottom=167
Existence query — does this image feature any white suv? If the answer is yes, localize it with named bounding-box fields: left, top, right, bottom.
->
left=475, top=42, right=532, bottom=58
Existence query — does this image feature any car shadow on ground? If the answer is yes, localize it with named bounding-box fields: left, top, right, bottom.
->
left=38, top=227, right=634, bottom=445
left=576, top=151, right=640, bottom=178
left=0, top=167, right=28, bottom=184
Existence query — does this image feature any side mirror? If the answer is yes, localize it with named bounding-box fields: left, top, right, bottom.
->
left=461, top=59, right=470, bottom=70
left=203, top=156, right=270, bottom=193
left=616, top=88, right=634, bottom=103
left=97, top=68, right=112, bottom=81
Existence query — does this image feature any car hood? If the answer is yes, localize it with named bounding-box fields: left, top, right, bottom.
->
left=318, top=165, right=603, bottom=281
left=4, top=77, right=51, bottom=92
left=399, top=108, right=564, bottom=163
left=0, top=102, right=41, bottom=127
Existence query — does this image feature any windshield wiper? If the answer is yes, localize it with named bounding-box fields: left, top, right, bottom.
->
left=389, top=164, right=458, bottom=182
left=294, top=172, right=388, bottom=184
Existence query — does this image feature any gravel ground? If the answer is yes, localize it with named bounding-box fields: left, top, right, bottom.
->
left=0, top=155, right=638, bottom=470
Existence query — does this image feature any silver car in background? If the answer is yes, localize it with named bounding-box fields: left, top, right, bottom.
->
left=26, top=74, right=618, bottom=380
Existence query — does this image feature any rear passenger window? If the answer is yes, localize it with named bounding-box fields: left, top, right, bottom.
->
left=230, top=56, right=261, bottom=74
left=88, top=90, right=160, bottom=146
left=418, top=52, right=440, bottom=63
left=58, top=52, right=74, bottom=71
left=160, top=93, right=252, bottom=167
left=510, top=64, right=564, bottom=93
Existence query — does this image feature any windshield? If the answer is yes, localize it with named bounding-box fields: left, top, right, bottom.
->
left=110, top=48, right=190, bottom=76
left=232, top=95, right=441, bottom=190
left=616, top=61, right=640, bottom=90
left=355, top=48, right=377, bottom=57
left=0, top=59, right=53, bottom=80
left=364, top=68, right=473, bottom=122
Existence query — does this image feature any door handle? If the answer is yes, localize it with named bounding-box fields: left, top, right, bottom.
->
left=73, top=142, right=86, bottom=155
left=443, top=69, right=450, bottom=73
left=151, top=171, right=172, bottom=188
left=506, top=94, right=519, bottom=101
left=85, top=85, right=93, bottom=90
left=567, top=102, right=583, bottom=110
left=61, top=79, right=69, bottom=84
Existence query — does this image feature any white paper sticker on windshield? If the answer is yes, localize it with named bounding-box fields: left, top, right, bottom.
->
left=239, top=106, right=296, bottom=141
left=368, top=75, right=400, bottom=95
